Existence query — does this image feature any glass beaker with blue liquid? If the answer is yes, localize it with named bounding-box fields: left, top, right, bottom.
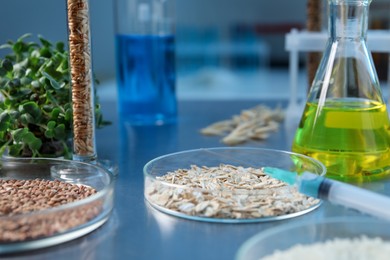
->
left=114, top=0, right=177, bottom=125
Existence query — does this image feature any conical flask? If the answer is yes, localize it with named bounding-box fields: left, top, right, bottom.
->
left=292, top=0, right=390, bottom=182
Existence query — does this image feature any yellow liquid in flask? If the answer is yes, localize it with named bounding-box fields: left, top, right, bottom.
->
left=292, top=99, right=390, bottom=182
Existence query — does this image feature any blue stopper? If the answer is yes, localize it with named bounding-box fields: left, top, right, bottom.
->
left=262, top=167, right=297, bottom=185
left=299, top=173, right=325, bottom=198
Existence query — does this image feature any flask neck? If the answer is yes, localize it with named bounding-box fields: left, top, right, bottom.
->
left=329, top=0, right=371, bottom=40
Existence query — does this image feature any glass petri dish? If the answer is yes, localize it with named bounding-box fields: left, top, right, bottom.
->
left=236, top=217, right=390, bottom=260
left=144, top=147, right=326, bottom=223
left=0, top=157, right=115, bottom=254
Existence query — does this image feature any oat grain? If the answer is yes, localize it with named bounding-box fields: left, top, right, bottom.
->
left=146, top=164, right=319, bottom=219
left=67, top=0, right=96, bottom=158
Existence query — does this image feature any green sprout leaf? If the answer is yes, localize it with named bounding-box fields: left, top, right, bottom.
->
left=56, top=42, right=64, bottom=52
left=38, top=35, right=52, bottom=48
left=1, top=59, right=13, bottom=72
left=0, top=34, right=109, bottom=159
left=65, top=108, right=72, bottom=121
left=11, top=128, right=28, bottom=143
left=47, top=120, right=56, bottom=129
left=20, top=101, right=42, bottom=119
left=50, top=107, right=60, bottom=119
left=0, top=112, right=11, bottom=131
left=44, top=129, right=55, bottom=139
left=24, top=132, right=42, bottom=151
left=54, top=124, right=66, bottom=139
left=41, top=71, right=61, bottom=89
left=8, top=143, right=23, bottom=156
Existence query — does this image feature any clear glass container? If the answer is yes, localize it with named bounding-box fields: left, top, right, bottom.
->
left=0, top=157, right=114, bottom=254
left=66, top=0, right=97, bottom=161
left=236, top=217, right=390, bottom=260
left=114, top=0, right=177, bottom=125
left=292, top=0, right=390, bottom=182
left=144, top=147, right=325, bottom=223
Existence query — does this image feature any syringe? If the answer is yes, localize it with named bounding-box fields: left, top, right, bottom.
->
left=262, top=167, right=390, bottom=221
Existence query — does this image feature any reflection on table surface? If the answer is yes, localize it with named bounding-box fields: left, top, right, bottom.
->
left=3, top=100, right=390, bottom=260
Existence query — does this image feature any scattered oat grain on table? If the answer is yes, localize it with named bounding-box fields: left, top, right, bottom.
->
left=200, top=105, right=285, bottom=145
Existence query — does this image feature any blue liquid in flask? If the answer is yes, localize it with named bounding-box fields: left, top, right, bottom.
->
left=115, top=34, right=177, bottom=125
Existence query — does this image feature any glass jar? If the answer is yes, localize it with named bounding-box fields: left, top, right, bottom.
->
left=114, top=0, right=177, bottom=125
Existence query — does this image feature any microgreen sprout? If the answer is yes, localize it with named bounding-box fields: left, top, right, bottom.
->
left=0, top=34, right=108, bottom=158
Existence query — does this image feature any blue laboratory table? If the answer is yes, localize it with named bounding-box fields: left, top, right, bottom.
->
left=4, top=100, right=390, bottom=260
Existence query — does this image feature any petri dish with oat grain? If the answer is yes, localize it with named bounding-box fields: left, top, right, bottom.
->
left=0, top=157, right=114, bottom=254
left=143, top=147, right=326, bottom=223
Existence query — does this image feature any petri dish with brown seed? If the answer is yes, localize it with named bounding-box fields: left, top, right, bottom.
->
left=0, top=157, right=114, bottom=254
left=144, top=147, right=326, bottom=223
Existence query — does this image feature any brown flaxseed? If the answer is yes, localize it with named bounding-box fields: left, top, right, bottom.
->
left=0, top=179, right=99, bottom=242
